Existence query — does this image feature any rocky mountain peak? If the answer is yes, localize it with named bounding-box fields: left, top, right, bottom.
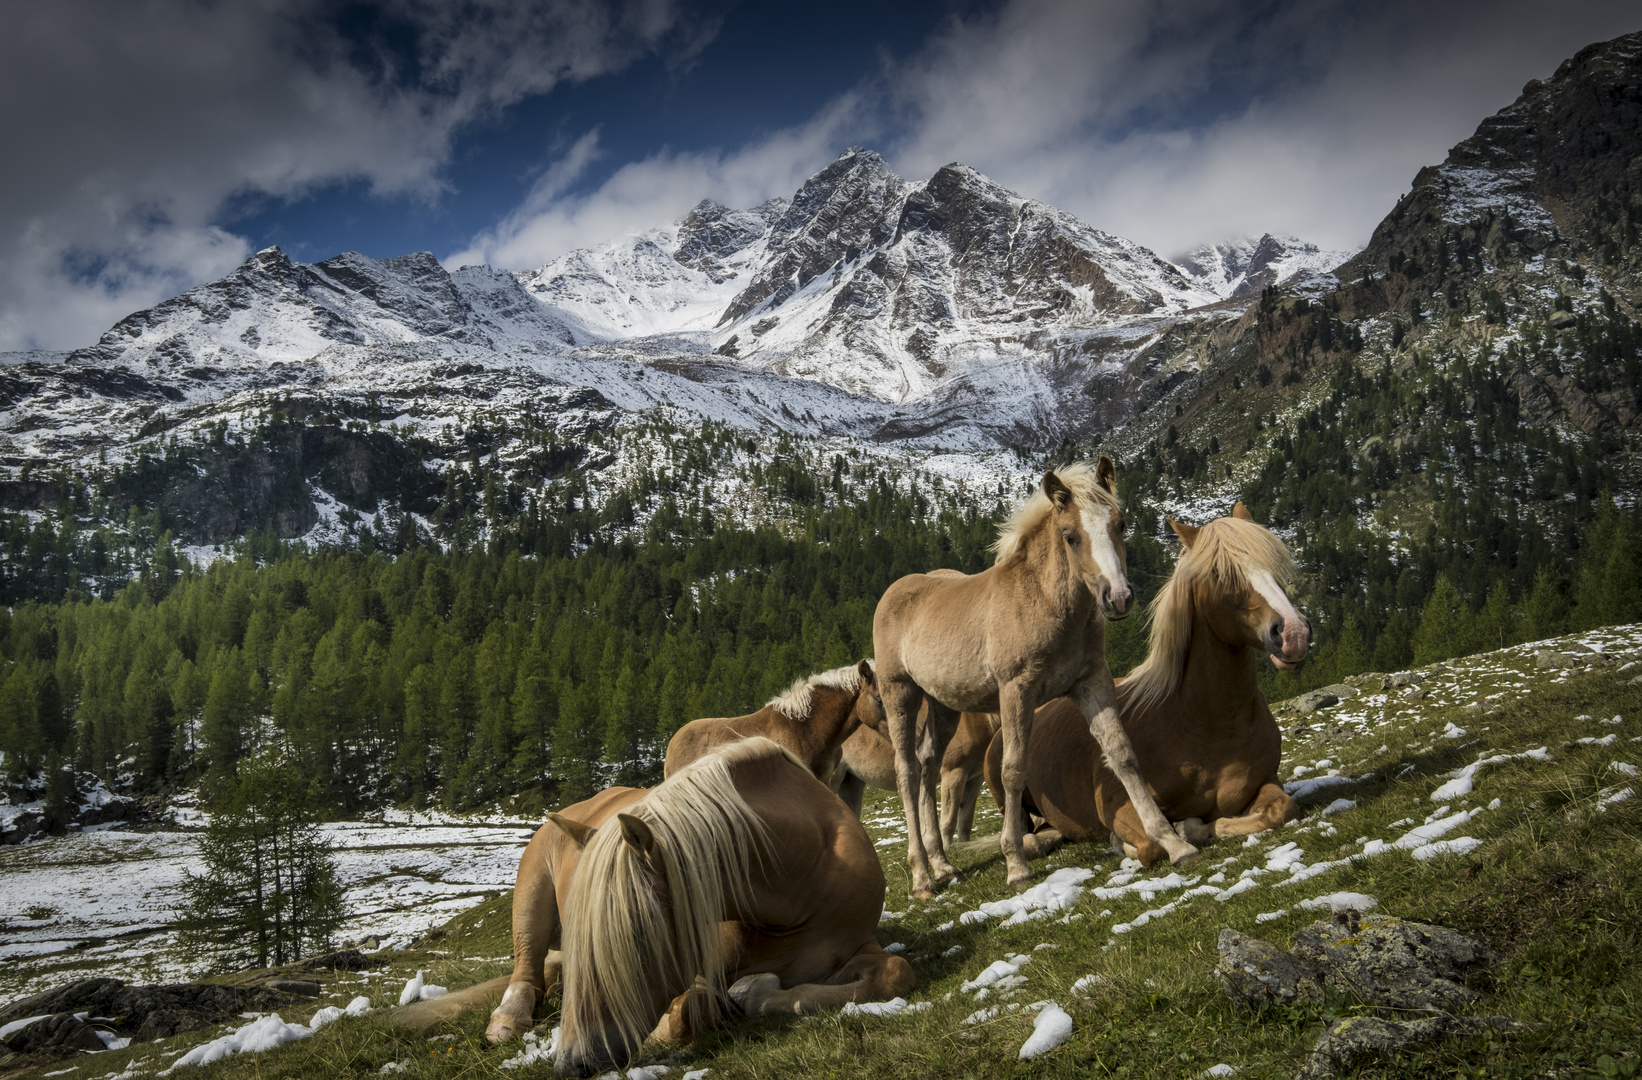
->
left=1174, top=234, right=1357, bottom=299
left=674, top=199, right=775, bottom=278
left=719, top=148, right=911, bottom=325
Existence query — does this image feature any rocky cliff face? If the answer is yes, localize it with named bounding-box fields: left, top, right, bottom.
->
left=1175, top=234, right=1358, bottom=299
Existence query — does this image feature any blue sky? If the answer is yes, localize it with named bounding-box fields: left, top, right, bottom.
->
left=2, top=0, right=1637, bottom=351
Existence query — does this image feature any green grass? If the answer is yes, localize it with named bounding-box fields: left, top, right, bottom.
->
left=10, top=632, right=1642, bottom=1080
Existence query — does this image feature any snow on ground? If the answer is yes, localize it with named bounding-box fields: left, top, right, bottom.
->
left=0, top=815, right=536, bottom=1001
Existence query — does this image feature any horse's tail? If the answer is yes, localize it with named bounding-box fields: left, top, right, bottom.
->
left=390, top=975, right=511, bottom=1033
left=946, top=828, right=1065, bottom=860
left=558, top=737, right=780, bottom=1071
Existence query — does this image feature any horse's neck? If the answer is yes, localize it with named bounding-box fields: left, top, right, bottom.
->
left=1174, top=610, right=1262, bottom=727
left=797, top=686, right=858, bottom=758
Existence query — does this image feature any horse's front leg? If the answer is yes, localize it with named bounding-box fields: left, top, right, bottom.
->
left=1071, top=673, right=1198, bottom=865
left=996, top=680, right=1038, bottom=889
left=487, top=827, right=563, bottom=1043
left=882, top=678, right=938, bottom=898
left=1212, top=781, right=1301, bottom=837
left=729, top=945, right=916, bottom=1017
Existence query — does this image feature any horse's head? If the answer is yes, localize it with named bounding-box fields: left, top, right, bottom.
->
left=1041, top=456, right=1133, bottom=619
left=1168, top=503, right=1311, bottom=670
left=847, top=658, right=885, bottom=734
left=554, top=813, right=691, bottom=1077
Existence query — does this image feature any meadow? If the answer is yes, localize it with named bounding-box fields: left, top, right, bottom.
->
left=5, top=625, right=1640, bottom=1080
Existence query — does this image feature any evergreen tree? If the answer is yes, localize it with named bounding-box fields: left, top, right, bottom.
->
left=175, top=752, right=344, bottom=972
left=1412, top=575, right=1474, bottom=666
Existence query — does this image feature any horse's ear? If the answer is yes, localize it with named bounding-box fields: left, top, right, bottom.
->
left=547, top=812, right=595, bottom=849
left=1095, top=455, right=1117, bottom=493
left=857, top=658, right=876, bottom=690
left=1232, top=501, right=1255, bottom=522
left=1168, top=518, right=1200, bottom=549
left=1042, top=471, right=1072, bottom=507
left=616, top=813, right=656, bottom=858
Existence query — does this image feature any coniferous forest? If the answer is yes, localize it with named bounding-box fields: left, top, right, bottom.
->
left=2, top=363, right=1639, bottom=819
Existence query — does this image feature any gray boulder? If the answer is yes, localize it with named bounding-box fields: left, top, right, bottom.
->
left=1298, top=1015, right=1522, bottom=1078
left=1215, top=929, right=1326, bottom=1009
left=1291, top=912, right=1501, bottom=1009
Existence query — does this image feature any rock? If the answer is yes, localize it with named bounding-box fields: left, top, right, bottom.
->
left=1403, top=686, right=1429, bottom=701
left=1383, top=671, right=1424, bottom=689
left=0, top=1011, right=110, bottom=1054
left=1317, top=684, right=1359, bottom=701
left=1214, top=928, right=1327, bottom=1009
left=1462, top=702, right=1485, bottom=716
left=1295, top=691, right=1340, bottom=714
left=297, top=948, right=383, bottom=972
left=260, top=979, right=321, bottom=997
left=0, top=977, right=305, bottom=1048
left=1535, top=650, right=1580, bottom=669
left=1289, top=911, right=1501, bottom=1010
left=1299, top=1015, right=1521, bottom=1078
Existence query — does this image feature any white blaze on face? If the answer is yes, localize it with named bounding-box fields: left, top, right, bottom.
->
left=1249, top=568, right=1307, bottom=661
left=1081, top=505, right=1126, bottom=593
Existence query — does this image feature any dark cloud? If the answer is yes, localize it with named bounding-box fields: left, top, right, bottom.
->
left=0, top=0, right=714, bottom=349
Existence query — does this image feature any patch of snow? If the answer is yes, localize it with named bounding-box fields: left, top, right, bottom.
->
left=1299, top=892, right=1378, bottom=912
left=839, top=997, right=930, bottom=1018
left=1018, top=1003, right=1073, bottom=1059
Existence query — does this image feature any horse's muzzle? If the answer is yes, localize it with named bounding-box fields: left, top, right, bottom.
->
left=1101, top=583, right=1134, bottom=620
left=1267, top=615, right=1311, bottom=669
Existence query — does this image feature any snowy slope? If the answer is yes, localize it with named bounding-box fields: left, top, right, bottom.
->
left=1173, top=234, right=1358, bottom=299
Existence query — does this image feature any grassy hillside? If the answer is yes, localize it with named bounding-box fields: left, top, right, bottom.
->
left=14, top=625, right=1639, bottom=1080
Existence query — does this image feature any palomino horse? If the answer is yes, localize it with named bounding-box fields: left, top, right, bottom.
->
left=832, top=706, right=1000, bottom=844
left=472, top=737, right=911, bottom=1076
left=983, top=503, right=1313, bottom=865
left=663, top=660, right=876, bottom=780
left=873, top=457, right=1196, bottom=897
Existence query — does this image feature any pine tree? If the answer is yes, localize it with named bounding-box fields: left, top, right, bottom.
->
left=1412, top=575, right=1475, bottom=666
left=175, top=752, right=344, bottom=972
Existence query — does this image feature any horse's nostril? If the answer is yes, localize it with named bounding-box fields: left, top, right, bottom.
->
left=1270, top=619, right=1284, bottom=640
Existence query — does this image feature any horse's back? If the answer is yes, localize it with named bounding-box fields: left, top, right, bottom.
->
left=663, top=710, right=773, bottom=777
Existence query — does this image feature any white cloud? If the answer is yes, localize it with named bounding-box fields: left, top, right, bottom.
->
left=0, top=0, right=710, bottom=350
left=446, top=93, right=870, bottom=269
left=879, top=0, right=1642, bottom=256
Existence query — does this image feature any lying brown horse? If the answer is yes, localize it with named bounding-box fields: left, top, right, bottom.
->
left=470, top=737, right=911, bottom=1076
left=663, top=660, right=876, bottom=779
left=873, top=457, right=1196, bottom=897
left=984, top=503, right=1312, bottom=865
left=832, top=707, right=1000, bottom=844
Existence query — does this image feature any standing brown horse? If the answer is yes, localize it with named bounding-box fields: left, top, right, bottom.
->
left=983, top=503, right=1312, bottom=865
left=456, top=738, right=910, bottom=1076
left=662, top=660, right=877, bottom=779
left=873, top=457, right=1197, bottom=897
left=832, top=707, right=1000, bottom=844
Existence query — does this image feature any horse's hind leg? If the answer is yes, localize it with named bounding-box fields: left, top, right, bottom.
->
left=837, top=770, right=867, bottom=818
left=882, top=678, right=939, bottom=898
left=921, top=700, right=960, bottom=884
left=1212, top=782, right=1301, bottom=837
left=729, top=945, right=916, bottom=1018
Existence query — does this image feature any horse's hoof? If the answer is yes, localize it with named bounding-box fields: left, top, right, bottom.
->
left=1007, top=871, right=1035, bottom=892
left=484, top=1012, right=527, bottom=1045
left=728, top=972, right=782, bottom=1018
left=1176, top=818, right=1213, bottom=844
left=1165, top=840, right=1200, bottom=865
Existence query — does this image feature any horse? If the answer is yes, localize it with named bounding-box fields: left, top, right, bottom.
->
left=832, top=706, right=1000, bottom=844
left=982, top=502, right=1313, bottom=866
left=872, top=457, right=1197, bottom=897
left=662, top=660, right=877, bottom=780
left=460, top=737, right=912, bottom=1076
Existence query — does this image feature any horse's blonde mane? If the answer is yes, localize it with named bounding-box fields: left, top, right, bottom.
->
left=767, top=662, right=862, bottom=719
left=1123, top=516, right=1296, bottom=712
left=559, top=738, right=781, bottom=1068
left=994, top=461, right=1121, bottom=564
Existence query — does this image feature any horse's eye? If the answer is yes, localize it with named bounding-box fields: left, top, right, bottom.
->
left=1062, top=529, right=1079, bottom=545
left=1117, top=517, right=1128, bottom=534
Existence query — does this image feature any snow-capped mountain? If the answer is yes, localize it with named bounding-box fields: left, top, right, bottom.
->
left=1172, top=234, right=1358, bottom=299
